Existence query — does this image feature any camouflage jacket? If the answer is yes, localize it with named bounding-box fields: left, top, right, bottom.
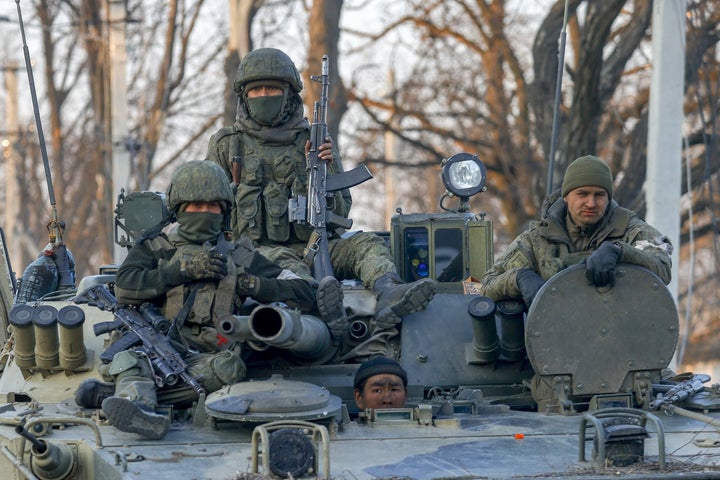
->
left=114, top=230, right=315, bottom=326
left=479, top=190, right=673, bottom=302
left=205, top=113, right=352, bottom=244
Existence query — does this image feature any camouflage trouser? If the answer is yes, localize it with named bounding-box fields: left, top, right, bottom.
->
left=257, top=231, right=396, bottom=288
left=104, top=348, right=246, bottom=409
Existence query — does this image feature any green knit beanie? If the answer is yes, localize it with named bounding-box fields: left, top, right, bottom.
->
left=561, top=155, right=614, bottom=198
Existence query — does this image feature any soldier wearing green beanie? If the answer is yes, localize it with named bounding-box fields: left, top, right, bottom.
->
left=480, top=154, right=672, bottom=306
left=561, top=155, right=614, bottom=199
left=480, top=154, right=673, bottom=411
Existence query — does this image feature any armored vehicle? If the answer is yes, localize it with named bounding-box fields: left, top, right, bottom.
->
left=0, top=153, right=720, bottom=480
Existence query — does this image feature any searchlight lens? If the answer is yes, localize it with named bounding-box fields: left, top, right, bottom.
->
left=441, top=153, right=486, bottom=198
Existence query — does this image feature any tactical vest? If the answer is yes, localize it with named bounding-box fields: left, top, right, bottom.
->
left=145, top=236, right=238, bottom=328
left=231, top=132, right=314, bottom=243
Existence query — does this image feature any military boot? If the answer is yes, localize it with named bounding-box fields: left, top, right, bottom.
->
left=74, top=379, right=116, bottom=409
left=316, top=276, right=347, bottom=336
left=102, top=396, right=170, bottom=440
left=373, top=272, right=437, bottom=328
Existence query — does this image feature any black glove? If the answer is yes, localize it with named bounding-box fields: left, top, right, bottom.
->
left=585, top=242, right=622, bottom=287
left=180, top=250, right=228, bottom=281
left=516, top=268, right=545, bottom=308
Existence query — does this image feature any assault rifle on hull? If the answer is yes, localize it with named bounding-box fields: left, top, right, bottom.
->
left=650, top=373, right=710, bottom=409
left=75, top=284, right=204, bottom=396
left=289, top=55, right=373, bottom=280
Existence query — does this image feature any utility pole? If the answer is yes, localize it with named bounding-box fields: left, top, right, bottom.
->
left=108, top=0, right=130, bottom=264
left=383, top=69, right=398, bottom=229
left=646, top=0, right=685, bottom=302
left=3, top=63, right=22, bottom=270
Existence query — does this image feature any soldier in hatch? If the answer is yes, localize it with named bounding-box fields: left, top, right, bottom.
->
left=479, top=155, right=672, bottom=406
left=205, top=47, right=437, bottom=335
left=480, top=155, right=672, bottom=308
left=353, top=356, right=408, bottom=410
left=75, top=161, right=343, bottom=439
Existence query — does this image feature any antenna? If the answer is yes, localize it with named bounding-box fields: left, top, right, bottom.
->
left=15, top=0, right=74, bottom=289
left=546, top=0, right=570, bottom=196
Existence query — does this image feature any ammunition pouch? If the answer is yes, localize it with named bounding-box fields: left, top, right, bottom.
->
left=272, top=152, right=299, bottom=186
left=163, top=244, right=237, bottom=326
left=263, top=182, right=291, bottom=242
left=233, top=184, right=263, bottom=240
left=107, top=349, right=141, bottom=376
left=291, top=178, right=313, bottom=241
left=239, top=153, right=263, bottom=185
left=186, top=350, right=246, bottom=393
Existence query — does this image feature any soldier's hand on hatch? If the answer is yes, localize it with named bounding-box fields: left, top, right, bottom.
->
left=180, top=250, right=228, bottom=281
left=304, top=137, right=334, bottom=162
left=516, top=267, right=545, bottom=308
left=585, top=242, right=622, bottom=287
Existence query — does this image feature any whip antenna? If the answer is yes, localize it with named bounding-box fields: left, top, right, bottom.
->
left=546, top=0, right=570, bottom=196
left=15, top=0, right=74, bottom=289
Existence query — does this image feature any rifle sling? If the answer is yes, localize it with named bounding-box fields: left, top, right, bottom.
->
left=169, top=282, right=203, bottom=352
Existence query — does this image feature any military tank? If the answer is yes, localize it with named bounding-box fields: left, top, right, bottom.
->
left=0, top=152, right=720, bottom=480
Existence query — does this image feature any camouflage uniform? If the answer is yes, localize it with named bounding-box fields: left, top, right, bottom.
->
left=206, top=48, right=436, bottom=328
left=77, top=161, right=322, bottom=439
left=480, top=189, right=673, bottom=302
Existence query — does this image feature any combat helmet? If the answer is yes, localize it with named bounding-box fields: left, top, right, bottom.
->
left=166, top=161, right=233, bottom=213
left=233, top=48, right=303, bottom=96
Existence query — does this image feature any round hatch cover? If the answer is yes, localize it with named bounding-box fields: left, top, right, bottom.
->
left=205, top=375, right=341, bottom=422
left=526, top=264, right=678, bottom=394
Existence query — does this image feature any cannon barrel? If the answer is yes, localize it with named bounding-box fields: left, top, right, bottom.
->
left=248, top=304, right=332, bottom=360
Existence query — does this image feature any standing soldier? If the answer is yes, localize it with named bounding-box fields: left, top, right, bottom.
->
left=205, top=48, right=436, bottom=333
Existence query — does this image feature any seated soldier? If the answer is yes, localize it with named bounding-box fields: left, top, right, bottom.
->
left=75, top=161, right=343, bottom=439
left=353, top=356, right=408, bottom=410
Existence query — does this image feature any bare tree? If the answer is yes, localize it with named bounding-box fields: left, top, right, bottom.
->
left=224, top=0, right=259, bottom=126
left=8, top=0, right=230, bottom=279
left=12, top=0, right=111, bottom=278
left=127, top=0, right=226, bottom=187
left=304, top=0, right=346, bottom=145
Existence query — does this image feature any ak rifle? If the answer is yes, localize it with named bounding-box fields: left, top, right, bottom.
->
left=650, top=373, right=710, bottom=410
left=289, top=55, right=373, bottom=280
left=76, top=284, right=204, bottom=396
left=649, top=373, right=720, bottom=430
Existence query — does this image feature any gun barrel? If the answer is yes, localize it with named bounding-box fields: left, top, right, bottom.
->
left=249, top=305, right=332, bottom=360
left=216, top=314, right=253, bottom=343
left=16, top=424, right=46, bottom=453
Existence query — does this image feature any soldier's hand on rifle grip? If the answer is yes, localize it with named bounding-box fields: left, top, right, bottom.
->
left=305, top=137, right=334, bottom=162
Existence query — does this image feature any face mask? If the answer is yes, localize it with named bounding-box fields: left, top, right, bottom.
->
left=176, top=211, right=223, bottom=244
left=247, top=95, right=285, bottom=125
